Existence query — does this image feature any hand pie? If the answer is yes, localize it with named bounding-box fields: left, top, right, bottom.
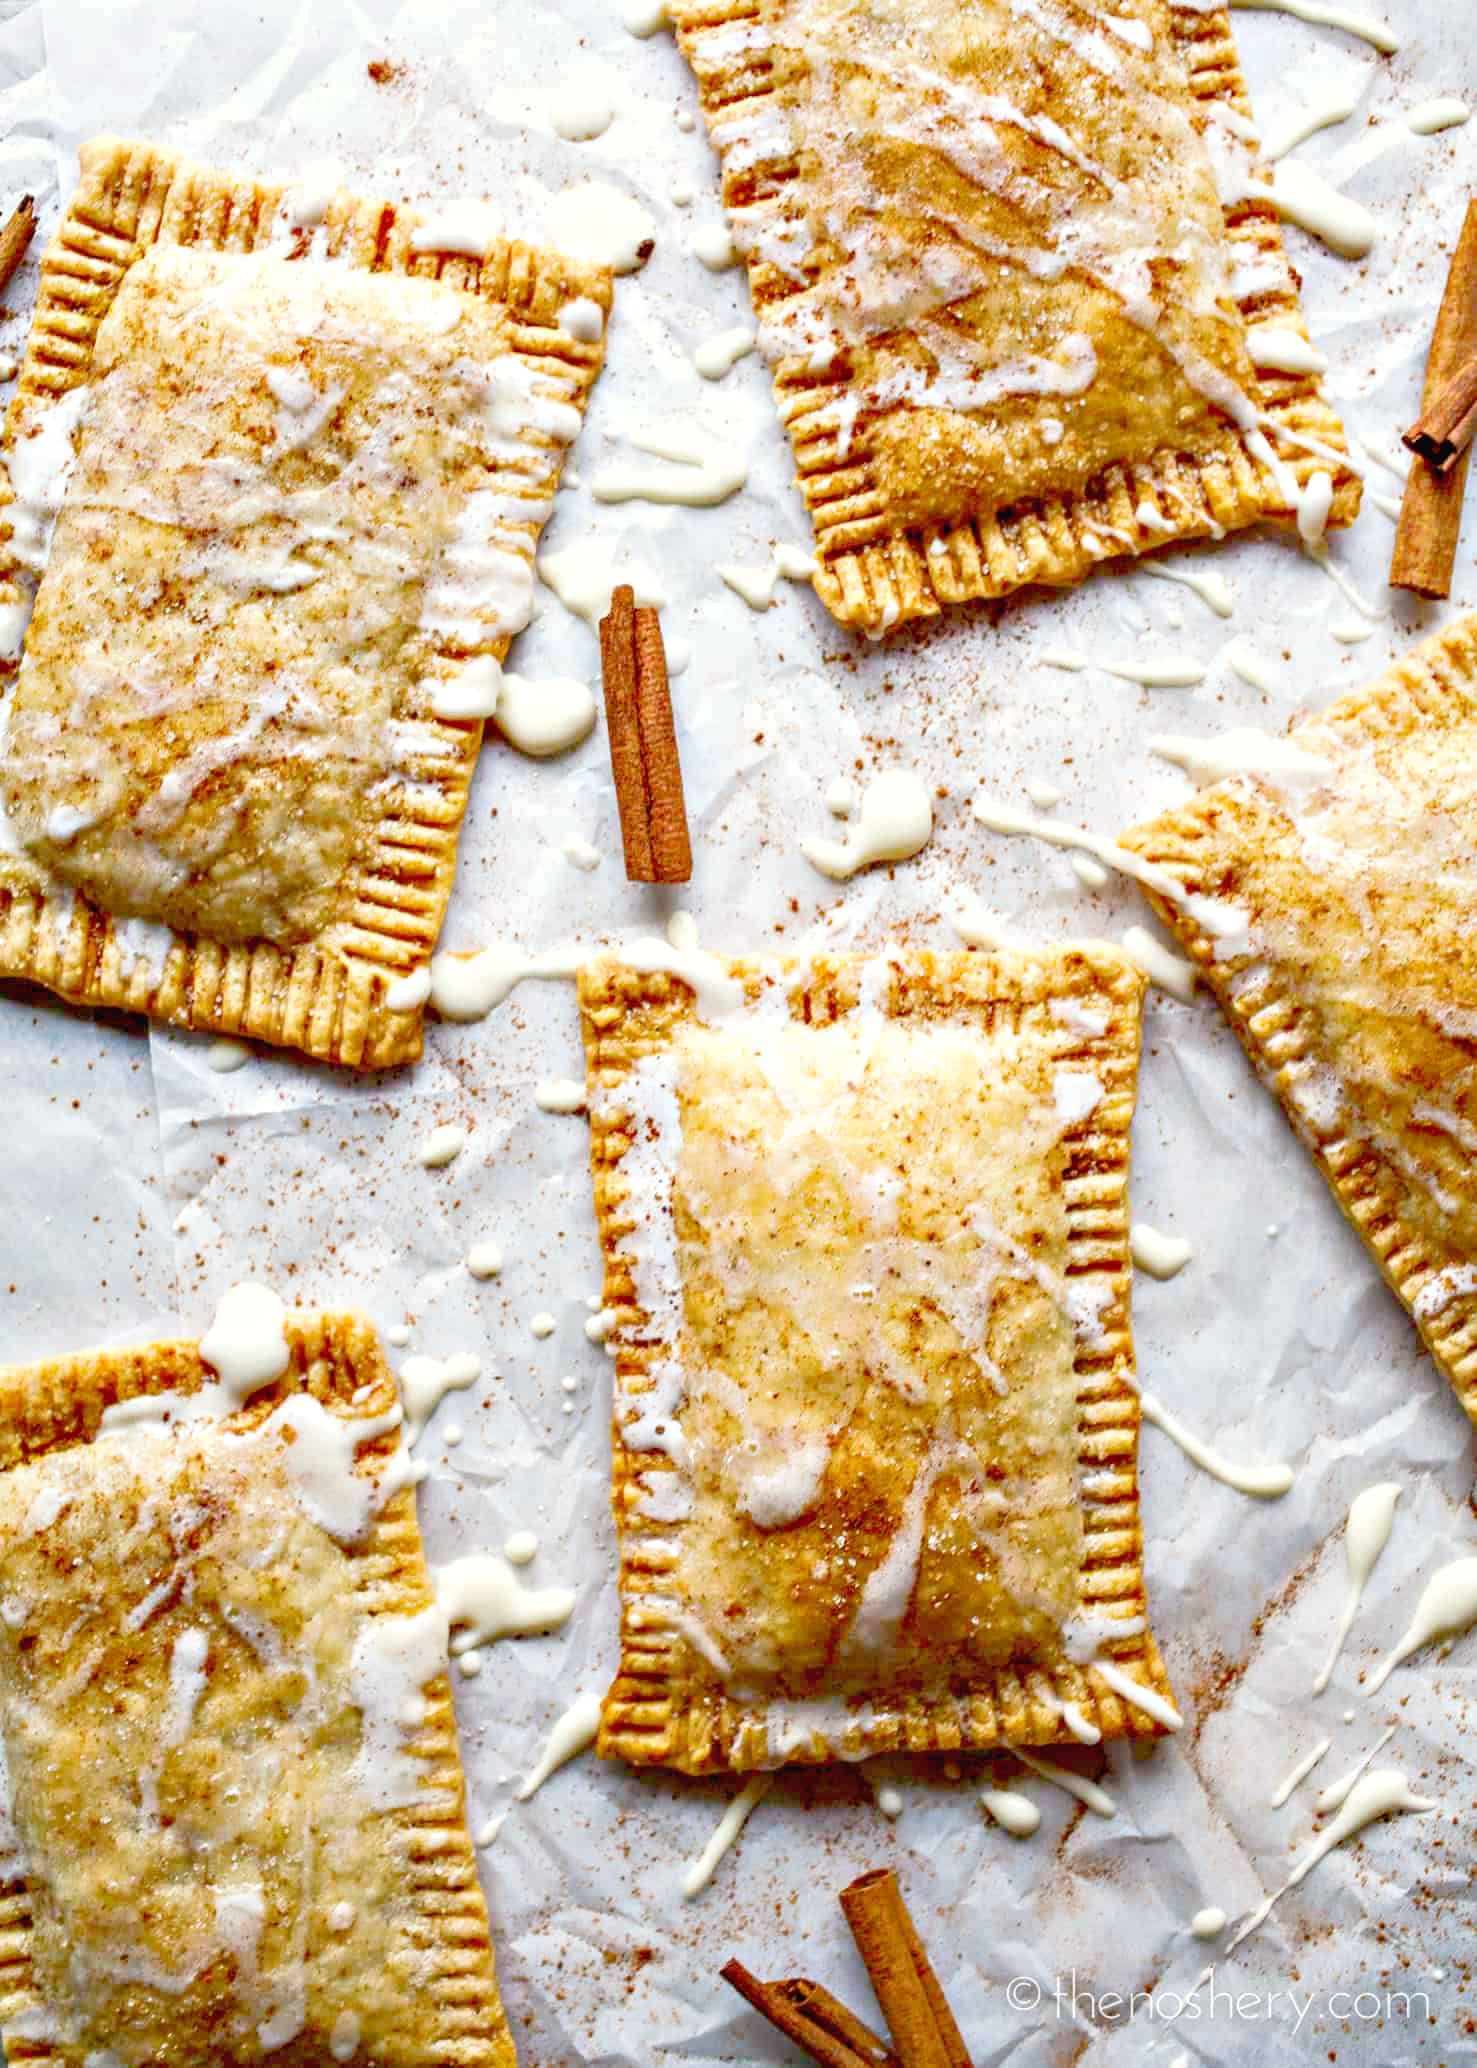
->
left=0, top=1308, right=512, bottom=2068
left=579, top=945, right=1177, bottom=1773
left=1120, top=616, right=1477, bottom=1422
left=0, top=135, right=609, bottom=1067
left=669, top=0, right=1358, bottom=632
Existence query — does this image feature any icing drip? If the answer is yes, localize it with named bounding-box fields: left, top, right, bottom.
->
left=515, top=1691, right=603, bottom=1800
left=800, top=769, right=934, bottom=878
left=981, top=1786, right=1041, bottom=1836
left=1364, top=1556, right=1477, bottom=1695
left=1316, top=1725, right=1396, bottom=1812
left=1139, top=1391, right=1295, bottom=1499
left=1225, top=1772, right=1433, bottom=1957
left=433, top=1554, right=576, bottom=1653
left=1269, top=1735, right=1330, bottom=1807
left=1015, top=1749, right=1116, bottom=1816
left=1314, top=1482, right=1401, bottom=1694
left=682, top=1775, right=772, bottom=1898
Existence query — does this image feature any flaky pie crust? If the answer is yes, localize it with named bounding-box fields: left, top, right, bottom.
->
left=671, top=0, right=1358, bottom=632
left=0, top=135, right=609, bottom=1068
left=0, top=1314, right=513, bottom=2068
left=580, top=946, right=1176, bottom=1774
left=1121, top=615, right=1477, bottom=1423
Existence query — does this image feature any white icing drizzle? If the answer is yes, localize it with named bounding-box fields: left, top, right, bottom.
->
left=416, top=1122, right=467, bottom=1169
left=1228, top=0, right=1397, bottom=52
left=1365, top=1556, right=1477, bottom=1695
left=1263, top=90, right=1362, bottom=161
left=972, top=797, right=1247, bottom=940
left=1092, top=1657, right=1182, bottom=1730
left=1120, top=925, right=1196, bottom=1001
left=1015, top=1749, right=1116, bottom=1817
left=590, top=426, right=748, bottom=506
left=199, top=1284, right=291, bottom=1405
left=1190, top=1905, right=1227, bottom=1939
left=681, top=1774, right=772, bottom=1898
left=515, top=1691, right=603, bottom=1800
left=1129, top=1223, right=1193, bottom=1279
left=558, top=296, right=606, bottom=344
left=1316, top=1725, right=1396, bottom=1812
left=1269, top=162, right=1379, bottom=259
left=1059, top=1700, right=1101, bottom=1744
left=537, top=541, right=665, bottom=624
left=384, top=966, right=432, bottom=1013
left=623, top=0, right=670, bottom=34
left=428, top=942, right=582, bottom=1021
left=801, top=769, right=934, bottom=879
left=1139, top=1392, right=1295, bottom=1498
left=535, top=1076, right=587, bottom=1114
left=346, top=1605, right=451, bottom=1812
left=1406, top=98, right=1470, bottom=135
left=1223, top=637, right=1273, bottom=693
left=1139, top=560, right=1234, bottom=617
left=1269, top=1735, right=1331, bottom=1807
left=1225, top=1772, right=1433, bottom=1958
left=694, top=326, right=756, bottom=379
left=691, top=221, right=740, bottom=270
left=429, top=657, right=597, bottom=758
left=408, top=202, right=502, bottom=261
left=433, top=1554, right=576, bottom=1653
left=504, top=1531, right=538, bottom=1566
left=718, top=543, right=817, bottom=609
left=550, top=86, right=614, bottom=142
left=207, top=1039, right=252, bottom=1073
left=544, top=182, right=655, bottom=272
left=1246, top=325, right=1328, bottom=375
left=398, top=1352, right=480, bottom=1440
left=1041, top=645, right=1206, bottom=687
left=1148, top=727, right=1332, bottom=798
left=981, top=1786, right=1042, bottom=1837
left=1314, top=1482, right=1402, bottom=1695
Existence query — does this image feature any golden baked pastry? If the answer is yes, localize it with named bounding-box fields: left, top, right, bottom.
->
left=1121, top=616, right=1477, bottom=1424
left=0, top=135, right=609, bottom=1067
left=0, top=1309, right=512, bottom=2068
left=579, top=946, right=1176, bottom=1773
left=671, top=0, right=1358, bottom=632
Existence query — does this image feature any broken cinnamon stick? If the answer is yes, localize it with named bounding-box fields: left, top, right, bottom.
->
left=721, top=1960, right=884, bottom=2068
left=0, top=196, right=35, bottom=300
left=1404, top=346, right=1477, bottom=471
left=597, top=583, right=692, bottom=883
left=776, top=1981, right=900, bottom=2068
left=840, top=1870, right=972, bottom=2068
left=1392, top=199, right=1477, bottom=598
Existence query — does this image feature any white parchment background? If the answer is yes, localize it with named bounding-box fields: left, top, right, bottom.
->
left=0, top=0, right=1474, bottom=2060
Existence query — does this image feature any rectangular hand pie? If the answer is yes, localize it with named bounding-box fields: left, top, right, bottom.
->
left=0, top=1309, right=512, bottom=2068
left=671, top=0, right=1358, bottom=632
left=0, top=135, right=610, bottom=1067
left=1120, top=616, right=1477, bottom=1424
left=579, top=945, right=1176, bottom=1773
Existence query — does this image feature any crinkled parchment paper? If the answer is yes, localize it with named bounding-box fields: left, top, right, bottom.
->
left=0, top=0, right=1474, bottom=2058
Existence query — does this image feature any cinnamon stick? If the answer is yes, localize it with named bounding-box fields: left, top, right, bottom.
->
left=1392, top=199, right=1477, bottom=598
left=721, top=1960, right=882, bottom=2068
left=776, top=1981, right=900, bottom=2068
left=1404, top=346, right=1477, bottom=471
left=840, top=1870, right=972, bottom=2068
left=597, top=584, right=691, bottom=883
left=0, top=197, right=35, bottom=300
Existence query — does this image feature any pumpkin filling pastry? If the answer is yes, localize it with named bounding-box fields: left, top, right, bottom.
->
left=671, top=0, right=1359, bottom=632
left=1121, top=614, right=1477, bottom=1425
left=0, top=1307, right=512, bottom=2068
left=579, top=946, right=1177, bottom=1774
left=0, top=135, right=609, bottom=1068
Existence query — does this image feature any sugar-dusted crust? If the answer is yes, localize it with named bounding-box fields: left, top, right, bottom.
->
left=671, top=0, right=1358, bottom=633
left=0, top=134, right=610, bottom=1068
left=0, top=1313, right=513, bottom=2068
left=579, top=946, right=1176, bottom=1773
left=1121, top=615, right=1477, bottom=1423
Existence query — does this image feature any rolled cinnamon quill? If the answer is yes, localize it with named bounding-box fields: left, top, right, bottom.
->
left=722, top=1960, right=888, bottom=2068
left=0, top=196, right=35, bottom=300
left=840, top=1870, right=972, bottom=2068
left=1392, top=198, right=1477, bottom=599
left=597, top=584, right=692, bottom=883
